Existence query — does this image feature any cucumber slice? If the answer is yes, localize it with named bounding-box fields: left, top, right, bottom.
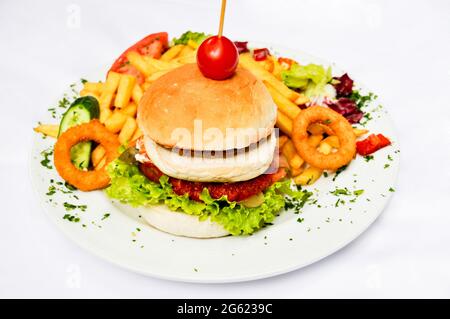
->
left=58, top=96, right=100, bottom=170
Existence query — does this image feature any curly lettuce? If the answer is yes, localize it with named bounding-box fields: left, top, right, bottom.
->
left=281, top=63, right=333, bottom=97
left=172, top=31, right=209, bottom=45
left=105, top=160, right=307, bottom=235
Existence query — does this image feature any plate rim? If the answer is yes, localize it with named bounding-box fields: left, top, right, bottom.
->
left=29, top=43, right=400, bottom=283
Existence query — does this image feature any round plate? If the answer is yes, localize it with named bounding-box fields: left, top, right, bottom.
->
left=30, top=43, right=399, bottom=283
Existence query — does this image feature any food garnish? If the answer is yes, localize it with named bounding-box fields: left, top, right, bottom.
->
left=356, top=134, right=391, bottom=156
left=292, top=106, right=356, bottom=170
left=196, top=35, right=239, bottom=80
left=54, top=120, right=120, bottom=191
left=58, top=96, right=100, bottom=170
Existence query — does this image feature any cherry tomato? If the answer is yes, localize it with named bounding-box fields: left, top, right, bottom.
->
left=196, top=35, right=239, bottom=80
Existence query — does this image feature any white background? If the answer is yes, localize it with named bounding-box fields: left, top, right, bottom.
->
left=1, top=0, right=449, bottom=298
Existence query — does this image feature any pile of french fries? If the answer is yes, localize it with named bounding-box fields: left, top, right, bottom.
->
left=34, top=40, right=368, bottom=185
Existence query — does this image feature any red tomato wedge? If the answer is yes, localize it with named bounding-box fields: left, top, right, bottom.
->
left=356, top=134, right=391, bottom=156
left=109, top=32, right=168, bottom=84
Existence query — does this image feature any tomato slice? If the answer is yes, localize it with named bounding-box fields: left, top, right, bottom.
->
left=356, top=134, right=391, bottom=156
left=109, top=32, right=168, bottom=83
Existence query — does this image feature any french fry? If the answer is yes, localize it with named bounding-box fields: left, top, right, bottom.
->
left=276, top=110, right=292, bottom=136
left=114, top=74, right=136, bottom=108
left=131, top=83, right=143, bottom=104
left=266, top=83, right=300, bottom=120
left=83, top=82, right=103, bottom=94
left=99, top=72, right=121, bottom=123
left=282, top=140, right=304, bottom=169
left=294, top=166, right=322, bottom=185
left=79, top=90, right=100, bottom=100
left=187, top=39, right=199, bottom=49
left=143, top=56, right=181, bottom=71
left=104, top=110, right=128, bottom=133
left=354, top=128, right=369, bottom=137
left=91, top=145, right=106, bottom=167
left=269, top=56, right=283, bottom=80
left=95, top=157, right=107, bottom=171
left=142, top=81, right=153, bottom=91
left=131, top=126, right=143, bottom=141
left=256, top=58, right=274, bottom=73
left=79, top=89, right=89, bottom=97
left=318, top=141, right=332, bottom=155
left=307, top=123, right=333, bottom=135
left=126, top=51, right=155, bottom=76
left=278, top=135, right=289, bottom=149
left=160, top=44, right=184, bottom=62
left=290, top=166, right=304, bottom=177
left=175, top=52, right=196, bottom=64
left=146, top=69, right=171, bottom=82
left=119, top=117, right=137, bottom=145
left=103, top=71, right=121, bottom=93
left=294, top=94, right=309, bottom=105
left=322, top=135, right=340, bottom=148
left=239, top=53, right=305, bottom=103
left=34, top=124, right=59, bottom=138
left=178, top=45, right=194, bottom=57
left=122, top=102, right=137, bottom=117
left=308, top=134, right=323, bottom=147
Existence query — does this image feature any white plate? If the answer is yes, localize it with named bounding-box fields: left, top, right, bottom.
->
left=30, top=44, right=399, bottom=283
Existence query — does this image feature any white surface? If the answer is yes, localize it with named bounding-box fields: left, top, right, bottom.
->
left=0, top=0, right=449, bottom=298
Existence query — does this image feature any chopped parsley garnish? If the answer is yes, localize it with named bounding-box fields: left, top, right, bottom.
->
left=40, top=148, right=53, bottom=169
left=332, top=165, right=347, bottom=181
left=46, top=185, right=56, bottom=196
left=364, top=155, right=374, bottom=162
left=101, top=213, right=110, bottom=220
left=349, top=91, right=377, bottom=110
left=58, top=97, right=70, bottom=108
left=384, top=164, right=390, bottom=169
left=63, top=214, right=80, bottom=223
left=323, top=172, right=329, bottom=178
left=80, top=78, right=88, bottom=84
left=353, top=189, right=364, bottom=196
left=330, top=187, right=351, bottom=196
left=63, top=202, right=87, bottom=212
left=389, top=187, right=395, bottom=192
left=297, top=217, right=304, bottom=223
left=335, top=199, right=345, bottom=207
left=387, top=155, right=393, bottom=161
left=284, top=191, right=313, bottom=214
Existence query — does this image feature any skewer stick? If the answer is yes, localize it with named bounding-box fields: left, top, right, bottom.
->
left=218, top=0, right=227, bottom=38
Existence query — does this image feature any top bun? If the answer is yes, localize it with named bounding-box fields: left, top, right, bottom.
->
left=137, top=63, right=277, bottom=151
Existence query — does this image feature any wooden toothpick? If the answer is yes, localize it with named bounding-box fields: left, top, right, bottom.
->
left=218, top=0, right=227, bottom=38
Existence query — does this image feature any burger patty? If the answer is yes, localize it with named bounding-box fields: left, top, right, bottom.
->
left=139, top=162, right=286, bottom=202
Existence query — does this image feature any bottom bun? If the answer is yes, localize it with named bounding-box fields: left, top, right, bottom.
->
left=137, top=205, right=230, bottom=238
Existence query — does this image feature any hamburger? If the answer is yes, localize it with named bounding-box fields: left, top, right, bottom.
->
left=106, top=63, right=294, bottom=238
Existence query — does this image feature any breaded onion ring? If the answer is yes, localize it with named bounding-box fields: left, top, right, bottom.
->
left=292, top=106, right=356, bottom=170
left=54, top=120, right=120, bottom=191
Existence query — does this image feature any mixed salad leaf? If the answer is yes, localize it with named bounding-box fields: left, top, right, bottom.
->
left=281, top=63, right=333, bottom=98
left=105, top=159, right=308, bottom=236
left=172, top=31, right=209, bottom=45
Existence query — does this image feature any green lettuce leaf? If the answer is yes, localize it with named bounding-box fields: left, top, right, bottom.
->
left=105, top=160, right=307, bottom=236
left=172, top=31, right=209, bottom=45
left=281, top=63, right=332, bottom=97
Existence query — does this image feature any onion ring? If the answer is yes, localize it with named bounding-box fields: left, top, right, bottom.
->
left=54, top=120, right=120, bottom=191
left=292, top=106, right=356, bottom=170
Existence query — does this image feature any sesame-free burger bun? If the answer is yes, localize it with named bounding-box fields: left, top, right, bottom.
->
left=137, top=63, right=277, bottom=151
